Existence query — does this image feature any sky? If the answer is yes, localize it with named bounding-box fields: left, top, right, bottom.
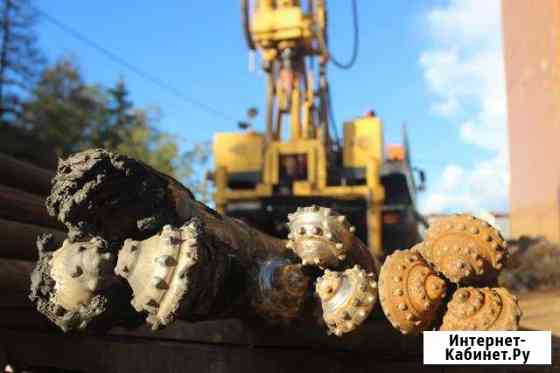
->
left=35, top=0, right=509, bottom=215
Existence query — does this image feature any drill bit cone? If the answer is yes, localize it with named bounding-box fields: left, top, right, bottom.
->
left=315, top=265, right=378, bottom=336
left=440, top=287, right=522, bottom=331
left=378, top=247, right=447, bottom=335
left=29, top=234, right=133, bottom=332
left=419, top=214, right=508, bottom=285
left=115, top=221, right=205, bottom=329
left=286, top=205, right=378, bottom=273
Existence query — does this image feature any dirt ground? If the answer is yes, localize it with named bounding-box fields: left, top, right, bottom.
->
left=519, top=288, right=560, bottom=336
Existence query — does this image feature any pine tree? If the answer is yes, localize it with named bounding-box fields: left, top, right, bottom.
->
left=19, top=57, right=106, bottom=156
left=0, top=0, right=43, bottom=123
left=105, top=78, right=134, bottom=148
left=20, top=58, right=210, bottom=196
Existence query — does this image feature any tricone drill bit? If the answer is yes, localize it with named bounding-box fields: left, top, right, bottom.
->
left=378, top=214, right=520, bottom=334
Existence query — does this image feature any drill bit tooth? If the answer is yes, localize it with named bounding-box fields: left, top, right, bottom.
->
left=86, top=278, right=99, bottom=292
left=152, top=276, right=169, bottom=290
left=146, top=299, right=159, bottom=308
left=70, top=266, right=83, bottom=278
left=155, top=255, right=177, bottom=267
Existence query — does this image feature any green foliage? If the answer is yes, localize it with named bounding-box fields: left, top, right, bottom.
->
left=17, top=57, right=210, bottom=195
left=0, top=0, right=44, bottom=123
left=20, top=57, right=106, bottom=155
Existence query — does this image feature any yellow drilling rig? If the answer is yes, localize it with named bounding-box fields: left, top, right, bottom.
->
left=211, top=0, right=426, bottom=259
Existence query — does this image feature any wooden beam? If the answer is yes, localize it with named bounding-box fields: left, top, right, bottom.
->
left=0, top=152, right=54, bottom=196
left=0, top=184, right=62, bottom=230
left=0, top=329, right=421, bottom=373
left=0, top=329, right=556, bottom=373
left=0, top=218, right=65, bottom=260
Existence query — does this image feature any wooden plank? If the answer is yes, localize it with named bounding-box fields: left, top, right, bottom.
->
left=2, top=278, right=557, bottom=357
left=0, top=218, right=65, bottom=260
left=0, top=259, right=34, bottom=308
left=0, top=329, right=557, bottom=373
left=0, top=184, right=62, bottom=229
left=0, top=152, right=54, bottom=196
left=0, top=308, right=421, bottom=358
left=0, top=329, right=436, bottom=373
left=0, top=290, right=558, bottom=372
left=107, top=315, right=422, bottom=356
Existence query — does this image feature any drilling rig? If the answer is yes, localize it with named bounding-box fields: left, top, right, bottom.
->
left=211, top=0, right=425, bottom=259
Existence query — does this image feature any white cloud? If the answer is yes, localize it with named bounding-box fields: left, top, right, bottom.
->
left=422, top=154, right=509, bottom=214
left=419, top=0, right=509, bottom=214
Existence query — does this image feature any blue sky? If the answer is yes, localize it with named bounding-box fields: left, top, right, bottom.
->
left=36, top=1, right=509, bottom=215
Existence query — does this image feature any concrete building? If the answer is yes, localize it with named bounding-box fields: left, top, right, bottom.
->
left=502, top=0, right=560, bottom=241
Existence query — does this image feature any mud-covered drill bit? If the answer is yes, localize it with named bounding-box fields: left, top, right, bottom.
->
left=34, top=149, right=317, bottom=331
left=29, top=234, right=136, bottom=331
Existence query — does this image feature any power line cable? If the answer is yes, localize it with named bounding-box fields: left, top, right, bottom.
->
left=329, top=0, right=359, bottom=70
left=35, top=7, right=236, bottom=122
left=326, top=86, right=341, bottom=146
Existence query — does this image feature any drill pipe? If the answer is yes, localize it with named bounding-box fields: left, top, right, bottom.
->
left=32, top=149, right=376, bottom=331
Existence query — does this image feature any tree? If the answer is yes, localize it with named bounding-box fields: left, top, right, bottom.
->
left=19, top=57, right=211, bottom=198
left=0, top=0, right=44, bottom=123
left=89, top=78, right=134, bottom=150
left=19, top=57, right=107, bottom=156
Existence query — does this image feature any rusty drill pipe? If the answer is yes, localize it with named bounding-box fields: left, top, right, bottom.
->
left=113, top=219, right=315, bottom=329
